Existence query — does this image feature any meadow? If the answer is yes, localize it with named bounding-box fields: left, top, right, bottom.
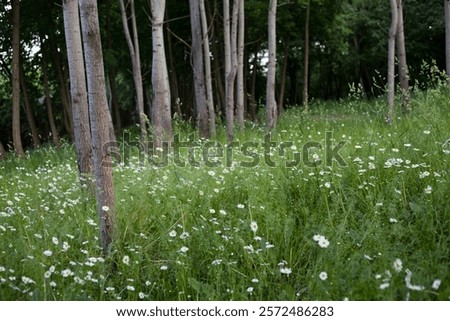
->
left=0, top=88, right=449, bottom=300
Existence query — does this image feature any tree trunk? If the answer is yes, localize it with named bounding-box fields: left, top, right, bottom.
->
left=63, top=0, right=93, bottom=178
left=278, top=38, right=289, bottom=114
left=199, top=0, right=217, bottom=137
left=249, top=39, right=261, bottom=121
left=119, top=0, right=148, bottom=151
left=165, top=7, right=181, bottom=117
left=396, top=0, right=410, bottom=113
left=41, top=45, right=61, bottom=148
left=0, top=141, right=5, bottom=160
left=302, top=0, right=310, bottom=110
left=266, top=0, right=277, bottom=130
left=190, top=0, right=210, bottom=138
left=445, top=0, right=450, bottom=88
left=105, top=0, right=122, bottom=133
left=387, top=0, right=398, bottom=125
left=150, top=0, right=173, bottom=148
left=236, top=0, right=245, bottom=131
left=11, top=0, right=24, bottom=157
left=19, top=65, right=41, bottom=149
left=50, top=35, right=74, bottom=139
left=79, top=0, right=116, bottom=254
left=224, top=0, right=239, bottom=143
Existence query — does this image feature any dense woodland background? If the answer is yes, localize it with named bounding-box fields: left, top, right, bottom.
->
left=0, top=0, right=447, bottom=150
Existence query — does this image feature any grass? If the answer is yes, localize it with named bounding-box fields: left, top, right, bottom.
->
left=0, top=88, right=449, bottom=300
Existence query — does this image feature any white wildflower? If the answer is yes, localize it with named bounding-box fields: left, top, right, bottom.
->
left=319, top=271, right=328, bottom=281
left=393, top=259, right=403, bottom=272
left=431, top=279, right=441, bottom=290
left=280, top=267, right=292, bottom=275
left=43, top=250, right=52, bottom=257
left=179, top=246, right=189, bottom=253
left=122, top=255, right=130, bottom=266
left=250, top=221, right=258, bottom=233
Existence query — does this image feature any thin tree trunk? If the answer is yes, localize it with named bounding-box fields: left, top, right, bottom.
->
left=79, top=0, right=116, bottom=254
left=0, top=141, right=5, bottom=159
left=445, top=0, right=450, bottom=89
left=119, top=0, right=148, bottom=152
left=50, top=36, right=74, bottom=139
left=12, top=0, right=24, bottom=157
left=387, top=0, right=398, bottom=125
left=387, top=0, right=398, bottom=124
left=105, top=0, right=122, bottom=133
left=236, top=0, right=245, bottom=130
left=278, top=38, right=289, bottom=114
left=302, top=0, right=310, bottom=110
left=199, top=0, right=217, bottom=137
left=266, top=0, right=277, bottom=130
left=63, top=0, right=93, bottom=178
left=41, top=45, right=61, bottom=148
left=249, top=40, right=261, bottom=121
left=396, top=0, right=409, bottom=113
left=225, top=0, right=239, bottom=142
left=189, top=0, right=209, bottom=138
left=19, top=65, right=41, bottom=149
left=150, top=0, right=173, bottom=148
left=165, top=7, right=181, bottom=117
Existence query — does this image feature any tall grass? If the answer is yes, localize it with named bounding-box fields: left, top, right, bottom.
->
left=0, top=89, right=449, bottom=300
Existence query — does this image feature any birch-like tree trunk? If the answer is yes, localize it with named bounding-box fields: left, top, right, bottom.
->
left=387, top=0, right=398, bottom=125
left=199, top=0, right=216, bottom=137
left=224, top=0, right=239, bottom=142
left=189, top=0, right=209, bottom=138
left=12, top=0, right=24, bottom=157
left=266, top=0, right=277, bottom=130
left=150, top=0, right=172, bottom=148
left=79, top=0, right=116, bottom=254
left=302, top=0, right=310, bottom=110
left=236, top=0, right=245, bottom=131
left=63, top=0, right=93, bottom=177
left=445, top=0, right=450, bottom=87
left=119, top=0, right=147, bottom=151
left=396, top=0, right=409, bottom=113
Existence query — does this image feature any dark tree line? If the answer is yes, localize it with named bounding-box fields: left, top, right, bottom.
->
left=0, top=0, right=448, bottom=150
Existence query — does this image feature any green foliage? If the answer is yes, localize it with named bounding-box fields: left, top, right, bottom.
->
left=1, top=89, right=449, bottom=300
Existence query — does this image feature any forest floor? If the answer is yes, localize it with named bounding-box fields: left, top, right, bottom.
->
left=0, top=88, right=449, bottom=300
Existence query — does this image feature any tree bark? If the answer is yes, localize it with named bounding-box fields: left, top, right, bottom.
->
left=190, top=0, right=210, bottom=138
left=165, top=7, right=181, bottom=117
left=63, top=0, right=93, bottom=178
left=19, top=65, right=41, bottom=149
left=41, top=45, right=61, bottom=148
left=224, top=0, right=239, bottom=142
left=119, top=0, right=148, bottom=151
left=302, top=0, right=310, bottom=110
left=266, top=0, right=277, bottom=130
left=0, top=141, right=5, bottom=160
left=105, top=0, right=122, bottom=133
left=150, top=0, right=173, bottom=148
left=12, top=0, right=24, bottom=157
left=199, top=0, right=217, bottom=137
left=236, top=0, right=245, bottom=131
left=79, top=0, right=116, bottom=254
left=387, top=0, right=398, bottom=125
left=278, top=38, right=289, bottom=114
left=445, top=0, right=450, bottom=88
left=396, top=0, right=410, bottom=113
